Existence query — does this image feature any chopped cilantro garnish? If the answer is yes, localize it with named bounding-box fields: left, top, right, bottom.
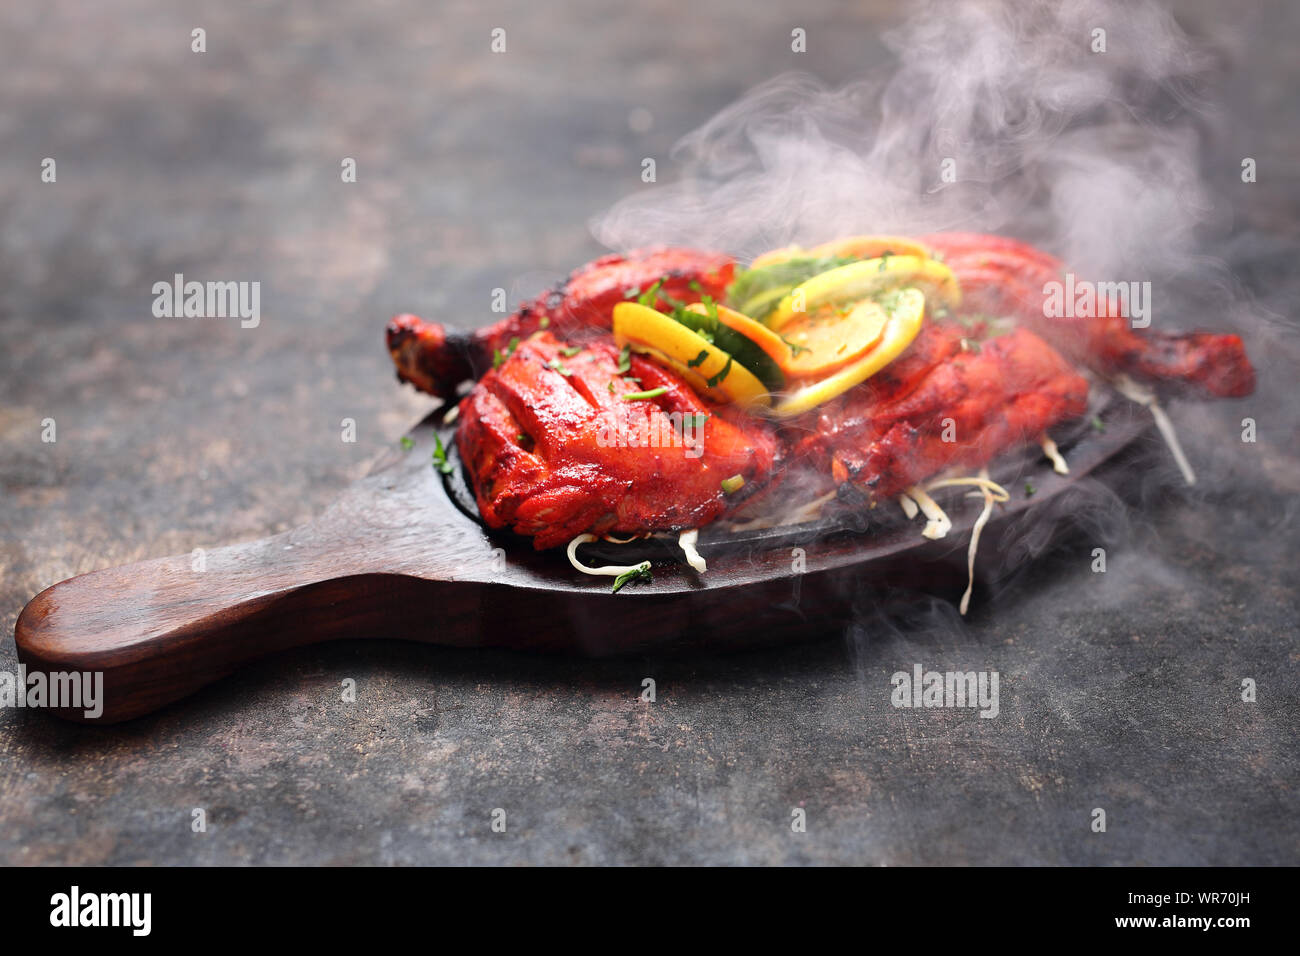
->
left=1090, top=415, right=1106, bottom=433
left=1024, top=482, right=1036, bottom=497
left=780, top=334, right=811, bottom=357
left=726, top=255, right=858, bottom=321
left=617, top=344, right=632, bottom=374
left=687, top=349, right=710, bottom=368
left=493, top=337, right=521, bottom=369
left=611, top=561, right=652, bottom=593
left=622, top=386, right=669, bottom=402
left=545, top=358, right=572, bottom=376
left=432, top=434, right=455, bottom=475
left=560, top=345, right=582, bottom=358
left=705, top=355, right=733, bottom=388
left=637, top=279, right=665, bottom=308
left=399, top=436, right=414, bottom=451
left=874, top=288, right=905, bottom=313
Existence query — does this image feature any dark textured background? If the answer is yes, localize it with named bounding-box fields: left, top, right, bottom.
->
left=1, top=0, right=1297, bottom=865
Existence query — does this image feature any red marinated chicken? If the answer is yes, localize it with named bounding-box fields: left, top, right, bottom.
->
left=388, top=247, right=734, bottom=397
left=921, top=232, right=1254, bottom=398
left=458, top=331, right=776, bottom=549
left=389, top=237, right=1253, bottom=552
left=791, top=324, right=1089, bottom=500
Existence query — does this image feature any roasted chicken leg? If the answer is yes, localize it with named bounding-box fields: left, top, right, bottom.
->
left=390, top=237, right=1252, bottom=551
left=789, top=324, right=1089, bottom=501
left=388, top=247, right=734, bottom=397
left=921, top=232, right=1254, bottom=398
left=458, top=331, right=776, bottom=549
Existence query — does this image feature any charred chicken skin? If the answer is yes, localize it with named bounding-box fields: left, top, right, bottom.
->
left=921, top=232, right=1254, bottom=398
left=390, top=235, right=1253, bottom=553
left=794, top=325, right=1089, bottom=500
left=388, top=247, right=734, bottom=398
left=458, top=331, right=776, bottom=549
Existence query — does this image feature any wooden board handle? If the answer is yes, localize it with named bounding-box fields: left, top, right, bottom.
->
left=12, top=529, right=466, bottom=723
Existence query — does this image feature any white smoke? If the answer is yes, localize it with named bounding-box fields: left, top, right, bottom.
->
left=592, top=0, right=1222, bottom=279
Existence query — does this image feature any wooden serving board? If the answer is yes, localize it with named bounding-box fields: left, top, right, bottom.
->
left=14, top=397, right=1151, bottom=722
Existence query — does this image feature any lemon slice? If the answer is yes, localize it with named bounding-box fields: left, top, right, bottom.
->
left=774, top=298, right=890, bottom=378
left=612, top=302, right=771, bottom=408
left=769, top=287, right=926, bottom=418
left=766, top=255, right=959, bottom=331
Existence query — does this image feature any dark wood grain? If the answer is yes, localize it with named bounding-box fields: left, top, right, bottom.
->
left=14, top=398, right=1151, bottom=722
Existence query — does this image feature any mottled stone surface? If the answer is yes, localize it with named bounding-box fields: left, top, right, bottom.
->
left=0, top=0, right=1297, bottom=865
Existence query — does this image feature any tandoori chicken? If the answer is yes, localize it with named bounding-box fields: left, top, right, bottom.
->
left=387, top=233, right=1255, bottom=571
left=921, top=232, right=1254, bottom=399
left=388, top=247, right=734, bottom=398
left=458, top=331, right=777, bottom=549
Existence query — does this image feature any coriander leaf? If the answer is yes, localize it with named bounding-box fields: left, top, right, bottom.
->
left=432, top=434, right=455, bottom=475
left=637, top=279, right=665, bottom=309
left=493, top=336, right=520, bottom=369
left=780, top=334, right=811, bottom=357
left=621, top=386, right=669, bottom=402
left=725, top=255, right=858, bottom=321
left=705, top=355, right=733, bottom=388
left=611, top=561, right=652, bottom=594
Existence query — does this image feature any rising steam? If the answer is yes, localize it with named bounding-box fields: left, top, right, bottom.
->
left=592, top=0, right=1219, bottom=279
left=592, top=0, right=1291, bottom=615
